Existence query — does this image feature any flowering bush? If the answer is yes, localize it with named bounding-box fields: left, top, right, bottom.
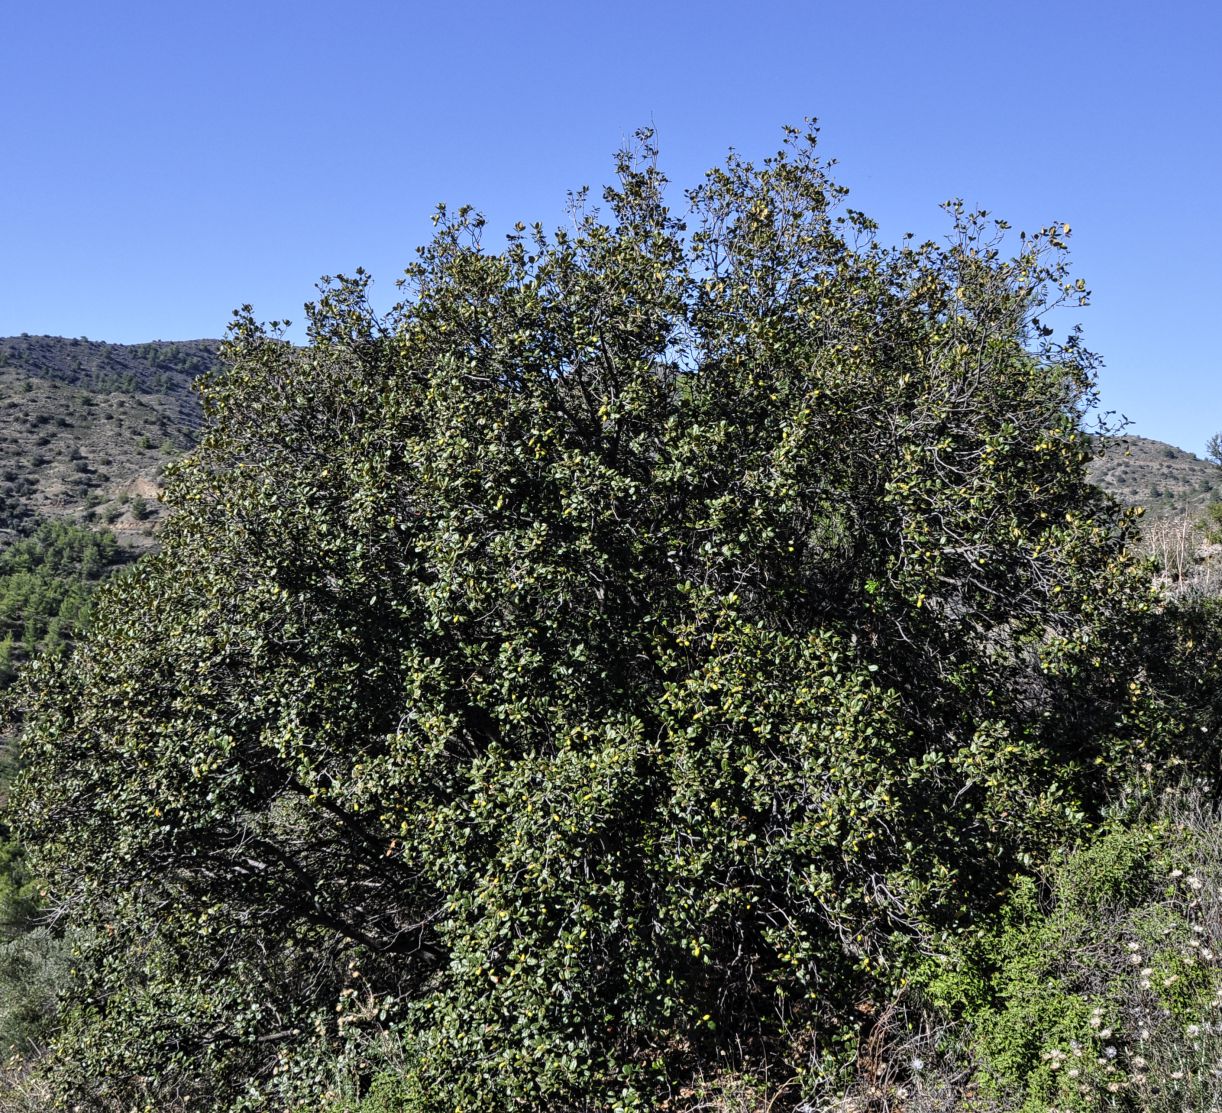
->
left=913, top=788, right=1222, bottom=1112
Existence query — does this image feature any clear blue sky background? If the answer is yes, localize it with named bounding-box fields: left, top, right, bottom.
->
left=3, top=1, right=1218, bottom=451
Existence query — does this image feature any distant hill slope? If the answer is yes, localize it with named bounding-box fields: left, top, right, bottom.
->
left=0, top=335, right=223, bottom=547
left=1090, top=434, right=1222, bottom=521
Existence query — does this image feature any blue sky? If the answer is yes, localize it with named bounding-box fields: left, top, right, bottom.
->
left=3, top=1, right=1219, bottom=452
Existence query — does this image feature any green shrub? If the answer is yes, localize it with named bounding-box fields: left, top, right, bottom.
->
left=11, top=128, right=1187, bottom=1110
left=919, top=791, right=1222, bottom=1112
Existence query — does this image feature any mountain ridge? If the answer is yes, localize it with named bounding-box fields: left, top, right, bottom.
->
left=0, top=335, right=224, bottom=547
left=1089, top=432, right=1222, bottom=522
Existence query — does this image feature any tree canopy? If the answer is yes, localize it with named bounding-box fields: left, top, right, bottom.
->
left=1207, top=430, right=1222, bottom=468
left=13, top=128, right=1203, bottom=1111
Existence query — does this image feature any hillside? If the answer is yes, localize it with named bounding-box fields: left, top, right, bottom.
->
left=1090, top=433, right=1222, bottom=521
left=0, top=336, right=221, bottom=548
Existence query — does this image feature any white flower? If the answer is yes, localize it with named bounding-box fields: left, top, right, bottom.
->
left=910, top=1057, right=924, bottom=1072
left=1189, top=1024, right=1202, bottom=1037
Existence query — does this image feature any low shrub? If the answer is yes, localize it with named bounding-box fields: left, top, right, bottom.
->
left=916, top=788, right=1222, bottom=1112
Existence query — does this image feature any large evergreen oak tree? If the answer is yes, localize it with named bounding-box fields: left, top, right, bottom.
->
left=15, top=129, right=1166, bottom=1110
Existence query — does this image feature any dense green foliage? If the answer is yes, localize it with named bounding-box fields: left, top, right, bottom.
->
left=11, top=130, right=1215, bottom=1110
left=0, top=520, right=127, bottom=1083
left=914, top=782, right=1222, bottom=1112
